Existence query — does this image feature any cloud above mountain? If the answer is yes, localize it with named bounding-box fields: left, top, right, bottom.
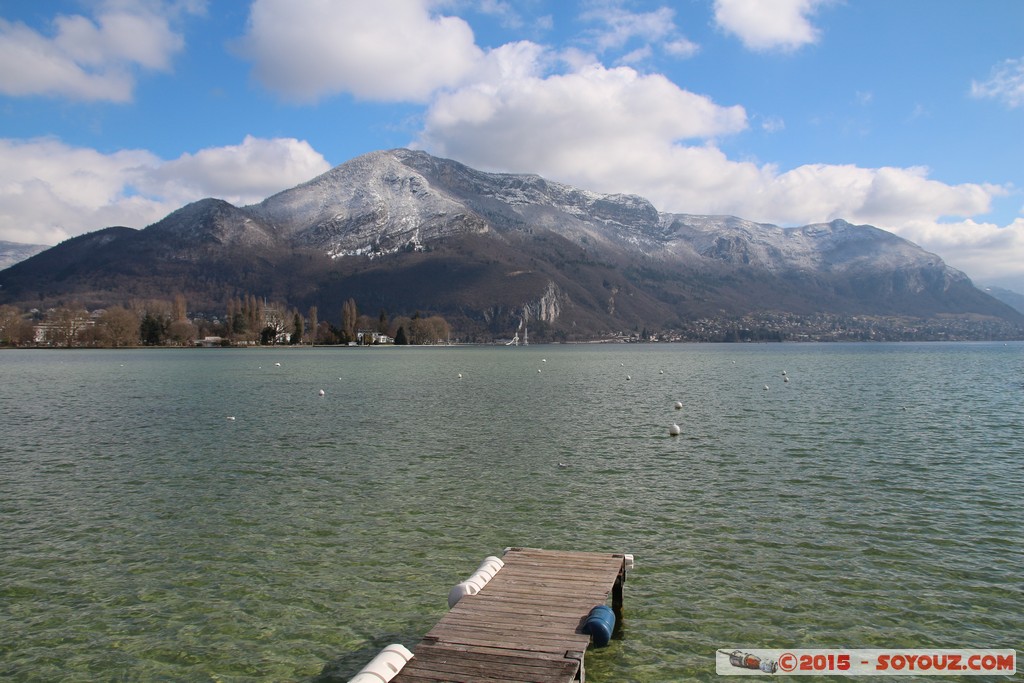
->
left=0, top=0, right=1020, bottom=291
left=0, top=136, right=328, bottom=244
left=228, top=0, right=1022, bottom=287
left=234, top=0, right=482, bottom=103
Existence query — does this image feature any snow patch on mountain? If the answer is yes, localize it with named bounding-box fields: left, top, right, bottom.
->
left=0, top=240, right=49, bottom=269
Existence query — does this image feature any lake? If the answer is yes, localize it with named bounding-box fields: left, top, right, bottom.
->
left=1, top=343, right=1021, bottom=681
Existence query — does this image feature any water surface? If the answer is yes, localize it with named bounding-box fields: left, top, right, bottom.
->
left=2, top=343, right=1021, bottom=681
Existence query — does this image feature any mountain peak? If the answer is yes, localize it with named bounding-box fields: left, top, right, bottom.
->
left=2, top=149, right=1020, bottom=336
left=149, top=197, right=276, bottom=249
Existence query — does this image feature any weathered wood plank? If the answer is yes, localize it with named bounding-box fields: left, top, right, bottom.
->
left=389, top=548, right=627, bottom=683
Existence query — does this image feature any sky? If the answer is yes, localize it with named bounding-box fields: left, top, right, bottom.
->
left=1, top=1, right=1023, bottom=292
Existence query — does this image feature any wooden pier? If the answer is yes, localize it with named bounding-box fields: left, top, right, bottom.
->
left=389, top=547, right=629, bottom=683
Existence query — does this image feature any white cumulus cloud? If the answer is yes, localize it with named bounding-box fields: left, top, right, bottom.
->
left=713, top=0, right=828, bottom=52
left=0, top=136, right=329, bottom=245
left=895, top=218, right=1024, bottom=288
left=234, top=0, right=483, bottom=103
left=418, top=56, right=748, bottom=180
left=0, top=0, right=201, bottom=102
left=137, top=135, right=331, bottom=206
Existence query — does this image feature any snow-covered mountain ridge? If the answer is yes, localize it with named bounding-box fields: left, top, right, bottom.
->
left=0, top=240, right=48, bottom=270
left=1, top=148, right=1020, bottom=336
left=244, top=149, right=960, bottom=284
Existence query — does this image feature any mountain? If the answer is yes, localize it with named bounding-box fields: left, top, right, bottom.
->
left=0, top=240, right=49, bottom=270
left=1, top=149, right=1021, bottom=339
left=982, top=286, right=1024, bottom=315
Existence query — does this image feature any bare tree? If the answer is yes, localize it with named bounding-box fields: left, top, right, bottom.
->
left=47, top=306, right=90, bottom=347
left=167, top=319, right=197, bottom=346
left=172, top=293, right=187, bottom=322
left=0, top=305, right=34, bottom=346
left=97, top=307, right=140, bottom=347
left=341, top=298, right=357, bottom=343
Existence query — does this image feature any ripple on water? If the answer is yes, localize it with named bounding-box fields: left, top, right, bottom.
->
left=2, top=344, right=1023, bottom=681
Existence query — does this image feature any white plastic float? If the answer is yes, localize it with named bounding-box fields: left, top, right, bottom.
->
left=347, top=643, right=414, bottom=683
left=447, top=555, right=504, bottom=608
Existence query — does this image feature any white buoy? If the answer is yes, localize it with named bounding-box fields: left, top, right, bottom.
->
left=542, top=359, right=547, bottom=362
left=348, top=643, right=414, bottom=683
left=782, top=370, right=787, bottom=376
left=458, top=373, right=462, bottom=379
left=626, top=375, right=631, bottom=380
left=274, top=362, right=281, bottom=367
left=448, top=556, right=505, bottom=608
left=659, top=370, right=664, bottom=374
left=318, top=389, right=325, bottom=396
left=669, top=423, right=681, bottom=436
left=763, top=384, right=770, bottom=391
left=226, top=416, right=236, bottom=421
left=674, top=401, right=683, bottom=410
left=784, top=377, right=789, bottom=383
left=558, top=462, right=571, bottom=468
left=538, top=368, right=542, bottom=373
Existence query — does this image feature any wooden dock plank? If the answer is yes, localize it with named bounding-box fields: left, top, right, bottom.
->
left=398, top=642, right=578, bottom=682
left=388, top=548, right=627, bottom=683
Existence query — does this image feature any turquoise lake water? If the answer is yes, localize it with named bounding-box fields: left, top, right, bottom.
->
left=1, top=343, right=1022, bottom=681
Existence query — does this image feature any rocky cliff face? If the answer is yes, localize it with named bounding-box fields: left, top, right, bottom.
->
left=1, top=148, right=1019, bottom=336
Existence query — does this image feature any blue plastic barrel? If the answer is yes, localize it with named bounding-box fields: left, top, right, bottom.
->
left=582, top=604, right=616, bottom=647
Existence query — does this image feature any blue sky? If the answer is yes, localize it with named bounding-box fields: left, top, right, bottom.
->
left=2, top=0, right=1023, bottom=291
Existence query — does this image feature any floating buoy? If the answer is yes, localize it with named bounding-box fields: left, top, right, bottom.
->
left=626, top=375, right=631, bottom=381
left=558, top=462, right=571, bottom=469
left=318, top=389, right=325, bottom=396
left=582, top=604, right=616, bottom=647
left=538, top=368, right=542, bottom=373
left=763, top=385, right=770, bottom=391
left=542, top=358, right=547, bottom=362
left=659, top=370, right=664, bottom=374
left=674, top=401, right=683, bottom=410
left=457, top=373, right=462, bottom=379
left=784, top=377, right=789, bottom=383
left=226, top=416, right=236, bottom=421
left=274, top=362, right=281, bottom=367
left=448, top=556, right=505, bottom=608
left=669, top=423, right=681, bottom=436
left=348, top=643, right=414, bottom=683
left=782, top=370, right=787, bottom=376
